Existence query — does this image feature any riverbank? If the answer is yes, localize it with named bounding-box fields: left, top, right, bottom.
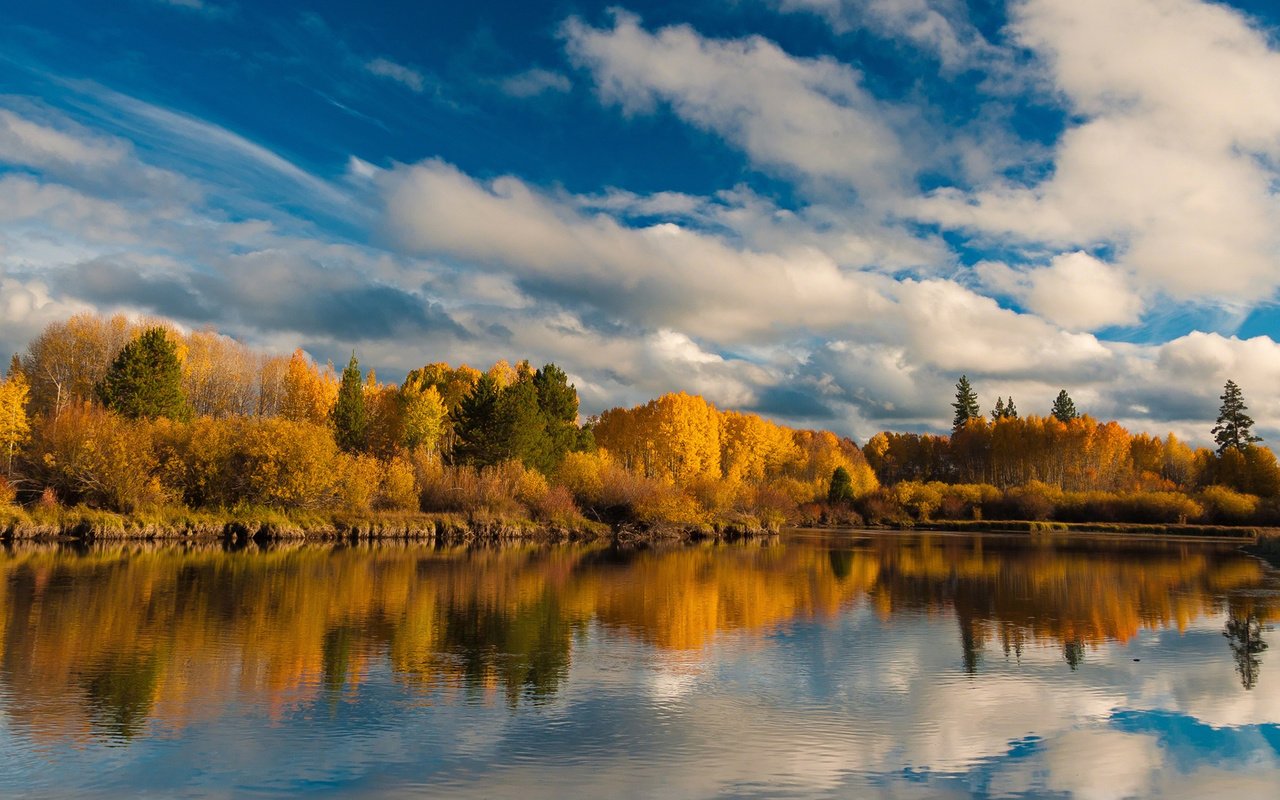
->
left=0, top=505, right=782, bottom=544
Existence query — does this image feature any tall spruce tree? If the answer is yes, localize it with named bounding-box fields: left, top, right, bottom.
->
left=495, top=374, right=545, bottom=467
left=532, top=363, right=581, bottom=471
left=1005, top=396, right=1018, bottom=419
left=1212, top=379, right=1261, bottom=454
left=97, top=328, right=189, bottom=420
left=332, top=354, right=368, bottom=453
left=453, top=373, right=504, bottom=466
left=952, top=375, right=980, bottom=433
left=1051, top=390, right=1078, bottom=423
left=992, top=397, right=1006, bottom=420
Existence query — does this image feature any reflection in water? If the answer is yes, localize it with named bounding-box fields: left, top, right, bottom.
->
left=0, top=532, right=1278, bottom=797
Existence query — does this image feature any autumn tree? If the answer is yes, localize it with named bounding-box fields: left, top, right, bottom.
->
left=0, top=368, right=31, bottom=475
left=401, top=384, right=446, bottom=454
left=280, top=350, right=338, bottom=425
left=952, top=376, right=980, bottom=433
left=23, top=313, right=138, bottom=415
left=1213, top=380, right=1261, bottom=455
left=1051, top=390, right=1078, bottom=423
left=97, top=328, right=190, bottom=421
left=332, top=354, right=368, bottom=453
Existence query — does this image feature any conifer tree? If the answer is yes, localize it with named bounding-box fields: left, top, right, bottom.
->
left=495, top=374, right=545, bottom=467
left=1005, top=397, right=1018, bottom=419
left=828, top=466, right=855, bottom=503
left=1051, top=390, right=1078, bottom=423
left=991, top=397, right=1006, bottom=420
left=533, top=363, right=581, bottom=471
left=952, top=375, right=980, bottom=433
left=454, top=373, right=504, bottom=466
left=97, top=328, right=189, bottom=420
left=332, top=354, right=368, bottom=453
left=1213, top=379, right=1261, bottom=454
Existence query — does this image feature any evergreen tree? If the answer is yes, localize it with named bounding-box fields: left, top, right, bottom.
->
left=1212, top=379, right=1261, bottom=454
left=1005, top=396, right=1018, bottom=419
left=952, top=375, right=980, bottom=433
left=991, top=397, right=1006, bottom=420
left=1050, top=390, right=1078, bottom=423
left=532, top=363, right=582, bottom=471
left=97, top=328, right=189, bottom=420
left=828, top=466, right=855, bottom=503
left=495, top=374, right=546, bottom=467
left=453, top=373, right=504, bottom=466
left=332, top=354, right=368, bottom=453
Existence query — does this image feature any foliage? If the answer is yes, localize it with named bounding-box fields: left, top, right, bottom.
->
left=0, top=369, right=31, bottom=475
left=828, top=466, right=855, bottom=504
left=97, top=328, right=190, bottom=421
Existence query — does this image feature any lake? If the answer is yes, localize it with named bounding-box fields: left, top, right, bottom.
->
left=1, top=532, right=1277, bottom=798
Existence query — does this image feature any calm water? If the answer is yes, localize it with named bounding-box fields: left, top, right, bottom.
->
left=1, top=532, right=1278, bottom=799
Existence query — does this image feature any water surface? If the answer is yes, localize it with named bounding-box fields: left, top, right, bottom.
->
left=1, top=532, right=1278, bottom=798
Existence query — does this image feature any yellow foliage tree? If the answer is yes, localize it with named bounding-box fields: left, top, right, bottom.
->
left=279, top=349, right=338, bottom=425
left=0, top=369, right=31, bottom=475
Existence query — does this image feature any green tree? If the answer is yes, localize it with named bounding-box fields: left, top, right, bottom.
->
left=453, top=373, right=504, bottom=466
left=1051, top=390, right=1078, bottom=423
left=1005, top=397, right=1018, bottom=419
left=495, top=374, right=545, bottom=468
left=332, top=353, right=368, bottom=453
left=1213, top=379, right=1261, bottom=455
left=828, top=466, right=855, bottom=503
left=96, top=328, right=189, bottom=421
left=991, top=397, right=1006, bottom=420
left=952, top=375, right=980, bottom=433
left=533, top=363, right=582, bottom=471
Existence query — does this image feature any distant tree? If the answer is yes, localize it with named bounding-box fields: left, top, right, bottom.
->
left=7, top=354, right=22, bottom=380
left=1213, top=380, right=1261, bottom=455
left=828, top=466, right=855, bottom=503
left=332, top=354, right=368, bottom=453
left=97, top=328, right=190, bottom=421
left=401, top=384, right=446, bottom=454
left=992, top=397, right=1006, bottom=420
left=1051, top=390, right=1078, bottom=423
left=952, top=375, right=980, bottom=433
left=1005, top=397, right=1018, bottom=419
left=0, top=368, right=31, bottom=475
left=453, top=373, right=504, bottom=466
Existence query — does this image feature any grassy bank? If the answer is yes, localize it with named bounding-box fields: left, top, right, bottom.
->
left=890, top=518, right=1263, bottom=539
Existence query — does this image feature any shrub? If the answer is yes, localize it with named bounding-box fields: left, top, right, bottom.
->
left=377, top=456, right=420, bottom=512
left=555, top=450, right=610, bottom=505
left=1198, top=486, right=1259, bottom=524
left=1001, top=481, right=1062, bottom=521
left=0, top=476, right=15, bottom=507
left=527, top=485, right=581, bottom=526
left=336, top=453, right=381, bottom=514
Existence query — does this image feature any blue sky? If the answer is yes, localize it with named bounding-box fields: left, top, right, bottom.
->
left=2, top=0, right=1280, bottom=442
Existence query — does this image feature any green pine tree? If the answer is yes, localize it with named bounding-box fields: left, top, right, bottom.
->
left=495, top=374, right=546, bottom=467
left=1051, top=390, right=1078, bottom=423
left=991, top=397, right=1006, bottom=420
left=532, top=363, right=582, bottom=471
left=1212, top=379, right=1261, bottom=455
left=952, top=375, right=980, bottom=433
left=97, top=328, right=190, bottom=421
left=828, top=466, right=855, bottom=504
left=332, top=354, right=368, bottom=453
left=453, top=373, right=504, bottom=466
left=1005, top=396, right=1018, bottom=419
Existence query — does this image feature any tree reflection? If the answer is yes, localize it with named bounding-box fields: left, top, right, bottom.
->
left=1224, top=610, right=1270, bottom=690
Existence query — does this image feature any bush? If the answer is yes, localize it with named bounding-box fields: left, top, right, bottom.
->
left=527, top=485, right=581, bottom=526
left=1198, top=486, right=1259, bottom=524
left=0, top=476, right=15, bottom=507
left=377, top=456, right=420, bottom=512
left=336, top=453, right=381, bottom=513
left=1001, top=481, right=1062, bottom=521
left=25, top=403, right=170, bottom=512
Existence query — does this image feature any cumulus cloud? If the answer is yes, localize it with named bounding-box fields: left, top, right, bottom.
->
left=919, top=0, right=1280, bottom=306
left=977, top=251, right=1145, bottom=331
left=563, top=11, right=911, bottom=196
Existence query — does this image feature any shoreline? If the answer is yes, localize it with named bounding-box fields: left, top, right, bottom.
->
left=3, top=506, right=1275, bottom=546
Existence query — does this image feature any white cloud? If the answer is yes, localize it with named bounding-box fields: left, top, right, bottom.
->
left=500, top=68, right=572, bottom=98
left=977, top=251, right=1144, bottom=331
left=563, top=11, right=910, bottom=196
left=364, top=57, right=426, bottom=93
left=919, top=0, right=1280, bottom=305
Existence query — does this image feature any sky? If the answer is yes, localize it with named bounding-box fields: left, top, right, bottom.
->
left=2, top=0, right=1280, bottom=444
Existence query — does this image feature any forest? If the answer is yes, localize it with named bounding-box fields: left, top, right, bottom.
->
left=0, top=312, right=1278, bottom=535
